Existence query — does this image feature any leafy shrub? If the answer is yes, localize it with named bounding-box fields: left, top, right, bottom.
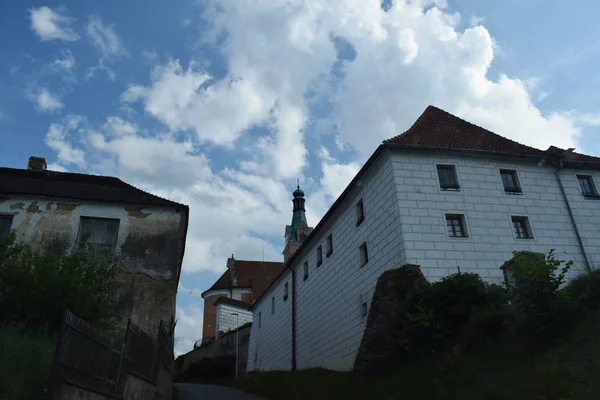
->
left=0, top=326, right=55, bottom=400
left=398, top=273, right=509, bottom=356
left=566, top=269, right=600, bottom=311
left=0, top=233, right=122, bottom=332
left=508, top=250, right=575, bottom=343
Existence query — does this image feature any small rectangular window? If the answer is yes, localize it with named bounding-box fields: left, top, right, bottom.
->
left=271, top=297, right=275, bottom=314
left=284, top=282, right=289, bottom=300
left=356, top=199, right=365, bottom=226
left=317, top=246, right=323, bottom=266
left=0, top=215, right=14, bottom=241
left=359, top=242, right=369, bottom=267
left=258, top=312, right=261, bottom=328
left=512, top=216, right=533, bottom=239
left=303, top=261, right=309, bottom=280
left=500, top=169, right=522, bottom=193
left=437, top=165, right=459, bottom=190
left=362, top=302, right=368, bottom=317
left=577, top=175, right=599, bottom=198
left=254, top=353, right=258, bottom=365
left=445, top=214, right=467, bottom=237
left=326, top=234, right=333, bottom=256
left=78, top=217, right=120, bottom=256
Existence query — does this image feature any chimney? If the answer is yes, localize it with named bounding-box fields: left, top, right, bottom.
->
left=227, top=254, right=238, bottom=286
left=27, top=156, right=47, bottom=172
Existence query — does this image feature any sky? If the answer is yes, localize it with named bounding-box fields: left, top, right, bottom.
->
left=1, top=0, right=599, bottom=354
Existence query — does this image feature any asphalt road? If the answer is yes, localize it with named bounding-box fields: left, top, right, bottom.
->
left=175, top=383, right=267, bottom=400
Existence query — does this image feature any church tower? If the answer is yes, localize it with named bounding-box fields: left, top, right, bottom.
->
left=283, top=184, right=313, bottom=262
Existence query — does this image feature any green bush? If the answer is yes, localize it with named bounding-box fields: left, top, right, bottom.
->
left=508, top=249, right=575, bottom=343
left=0, top=233, right=123, bottom=332
left=398, top=273, right=509, bottom=356
left=0, top=326, right=55, bottom=400
left=566, top=269, right=600, bottom=311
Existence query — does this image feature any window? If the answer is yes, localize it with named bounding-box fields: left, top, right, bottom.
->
left=258, top=312, right=261, bottom=328
left=284, top=282, right=289, bottom=300
left=356, top=199, right=365, bottom=226
left=0, top=215, right=14, bottom=242
left=577, top=175, right=600, bottom=198
left=445, top=214, right=467, bottom=237
left=317, top=245, right=323, bottom=266
left=326, top=234, right=333, bottom=256
left=512, top=216, right=533, bottom=239
left=500, top=169, right=522, bottom=193
left=503, top=268, right=516, bottom=289
left=78, top=217, right=119, bottom=256
left=254, top=353, right=258, bottom=365
left=359, top=242, right=369, bottom=267
left=437, top=165, right=459, bottom=190
left=303, top=261, right=309, bottom=280
left=271, top=297, right=275, bottom=314
left=361, top=302, right=368, bottom=317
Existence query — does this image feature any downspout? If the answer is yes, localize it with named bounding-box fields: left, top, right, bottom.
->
left=286, top=264, right=297, bottom=371
left=555, top=161, right=592, bottom=272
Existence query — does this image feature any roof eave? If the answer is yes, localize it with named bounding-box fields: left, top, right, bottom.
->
left=382, top=142, right=546, bottom=160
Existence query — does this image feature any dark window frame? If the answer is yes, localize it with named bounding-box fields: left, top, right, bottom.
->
left=77, top=216, right=120, bottom=256
left=361, top=302, right=368, bottom=317
left=437, top=164, right=460, bottom=190
left=271, top=297, right=275, bottom=314
left=356, top=199, right=365, bottom=226
left=284, top=282, right=289, bottom=301
left=445, top=214, right=468, bottom=237
left=512, top=216, right=533, bottom=239
left=316, top=245, right=323, bottom=266
left=303, top=261, right=309, bottom=281
left=258, top=312, right=261, bottom=328
left=500, top=169, right=522, bottom=194
left=0, top=214, right=14, bottom=241
left=359, top=241, right=369, bottom=267
left=577, top=175, right=600, bottom=199
left=326, top=234, right=333, bottom=257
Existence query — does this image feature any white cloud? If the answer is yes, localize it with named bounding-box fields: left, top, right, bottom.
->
left=45, top=115, right=86, bottom=167
left=52, top=50, right=76, bottom=71
left=47, top=162, right=67, bottom=172
left=86, top=16, right=126, bottom=57
left=35, top=88, right=63, bottom=112
left=470, top=14, right=485, bottom=27
left=29, top=6, right=79, bottom=42
left=175, top=305, right=204, bottom=356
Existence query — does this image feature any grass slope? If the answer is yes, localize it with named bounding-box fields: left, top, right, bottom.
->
left=221, top=310, right=600, bottom=400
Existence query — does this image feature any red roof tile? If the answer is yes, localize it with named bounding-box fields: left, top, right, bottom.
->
left=384, top=105, right=546, bottom=157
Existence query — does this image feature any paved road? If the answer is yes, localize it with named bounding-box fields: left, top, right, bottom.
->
left=176, top=383, right=267, bottom=400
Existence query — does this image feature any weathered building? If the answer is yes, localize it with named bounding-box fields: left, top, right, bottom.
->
left=200, top=256, right=284, bottom=343
left=0, top=157, right=189, bottom=333
left=247, top=105, right=600, bottom=372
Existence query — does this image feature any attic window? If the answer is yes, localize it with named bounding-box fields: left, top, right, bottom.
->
left=78, top=217, right=119, bottom=256
left=0, top=215, right=14, bottom=242
left=437, top=165, right=460, bottom=190
left=284, top=282, right=289, bottom=300
left=317, top=245, right=323, bottom=266
left=271, top=297, right=275, bottom=314
left=356, top=199, right=365, bottom=226
left=359, top=242, right=369, bottom=267
left=500, top=169, right=522, bottom=194
left=326, top=234, right=333, bottom=257
left=303, top=261, right=309, bottom=280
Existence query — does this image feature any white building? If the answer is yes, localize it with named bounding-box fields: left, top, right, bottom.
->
left=247, top=105, right=600, bottom=372
left=0, top=156, right=189, bottom=333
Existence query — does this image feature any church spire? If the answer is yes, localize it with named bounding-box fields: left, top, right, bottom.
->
left=283, top=183, right=313, bottom=262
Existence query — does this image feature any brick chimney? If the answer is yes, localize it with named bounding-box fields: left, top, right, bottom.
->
left=227, top=254, right=238, bottom=286
left=27, top=156, right=47, bottom=172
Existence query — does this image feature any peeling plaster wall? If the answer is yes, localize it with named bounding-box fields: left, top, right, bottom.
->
left=0, top=194, right=186, bottom=333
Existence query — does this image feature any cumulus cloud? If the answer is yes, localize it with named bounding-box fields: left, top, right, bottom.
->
left=45, top=115, right=86, bottom=167
left=175, top=305, right=204, bottom=356
left=86, top=16, right=126, bottom=57
left=34, top=88, right=63, bottom=112
left=29, top=6, right=79, bottom=42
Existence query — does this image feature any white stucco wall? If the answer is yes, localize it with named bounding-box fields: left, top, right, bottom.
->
left=215, top=303, right=252, bottom=336
left=390, top=150, right=599, bottom=282
left=247, top=269, right=293, bottom=371
left=248, top=148, right=600, bottom=373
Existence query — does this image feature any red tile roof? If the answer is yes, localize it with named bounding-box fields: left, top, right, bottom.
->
left=213, top=297, right=251, bottom=310
left=203, top=260, right=285, bottom=300
left=384, top=105, right=547, bottom=157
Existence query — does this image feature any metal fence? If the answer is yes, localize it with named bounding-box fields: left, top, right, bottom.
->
left=49, top=310, right=174, bottom=399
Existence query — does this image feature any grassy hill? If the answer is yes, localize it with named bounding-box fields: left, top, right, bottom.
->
left=221, top=310, right=600, bottom=399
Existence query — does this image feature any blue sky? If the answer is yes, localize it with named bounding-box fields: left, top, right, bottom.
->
left=1, top=0, right=599, bottom=353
